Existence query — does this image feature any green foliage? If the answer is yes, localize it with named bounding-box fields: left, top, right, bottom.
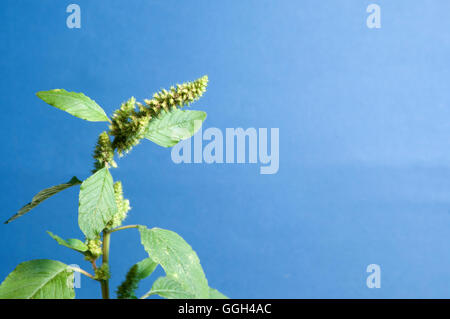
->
left=144, top=109, right=206, bottom=147
left=134, top=258, right=158, bottom=279
left=142, top=278, right=229, bottom=299
left=1, top=76, right=228, bottom=300
left=47, top=231, right=88, bottom=253
left=138, top=226, right=209, bottom=298
left=78, top=167, right=117, bottom=239
left=4, top=176, right=81, bottom=224
left=37, top=89, right=109, bottom=122
left=0, top=260, right=74, bottom=299
left=145, top=276, right=195, bottom=299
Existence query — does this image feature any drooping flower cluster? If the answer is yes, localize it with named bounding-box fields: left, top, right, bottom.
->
left=109, top=75, right=208, bottom=156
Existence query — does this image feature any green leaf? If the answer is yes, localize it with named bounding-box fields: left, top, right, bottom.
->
left=209, top=287, right=229, bottom=299
left=78, top=168, right=117, bottom=239
left=144, top=109, right=206, bottom=147
left=142, top=279, right=229, bottom=299
left=36, top=89, right=109, bottom=122
left=135, top=258, right=158, bottom=280
left=47, top=231, right=88, bottom=253
left=143, top=277, right=195, bottom=299
left=138, top=226, right=209, bottom=298
left=5, top=176, right=82, bottom=224
left=0, top=259, right=75, bottom=299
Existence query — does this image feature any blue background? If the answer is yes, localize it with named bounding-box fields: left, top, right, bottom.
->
left=1, top=0, right=450, bottom=298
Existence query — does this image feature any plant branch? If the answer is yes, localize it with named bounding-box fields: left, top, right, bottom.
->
left=69, top=266, right=95, bottom=280
left=108, top=224, right=139, bottom=233
left=101, top=230, right=111, bottom=299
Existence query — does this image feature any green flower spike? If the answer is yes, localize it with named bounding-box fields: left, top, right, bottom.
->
left=109, top=76, right=208, bottom=157
left=93, top=131, right=116, bottom=173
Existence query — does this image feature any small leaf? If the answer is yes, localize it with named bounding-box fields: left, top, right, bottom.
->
left=135, top=258, right=158, bottom=280
left=144, top=109, right=206, bottom=147
left=47, top=231, right=88, bottom=253
left=5, top=176, right=82, bottom=224
left=138, top=226, right=209, bottom=298
left=144, top=277, right=195, bottom=299
left=78, top=168, right=117, bottom=239
left=209, top=287, right=229, bottom=299
left=0, top=259, right=75, bottom=299
left=37, top=89, right=109, bottom=122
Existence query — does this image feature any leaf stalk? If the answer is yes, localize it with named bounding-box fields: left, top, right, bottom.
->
left=108, top=224, right=139, bottom=233
left=69, top=266, right=95, bottom=280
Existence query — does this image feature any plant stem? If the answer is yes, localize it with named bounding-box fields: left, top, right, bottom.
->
left=101, top=230, right=111, bottom=299
left=99, top=225, right=139, bottom=298
left=109, top=224, right=139, bottom=233
left=69, top=266, right=95, bottom=280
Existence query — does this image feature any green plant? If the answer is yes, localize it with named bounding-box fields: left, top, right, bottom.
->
left=0, top=76, right=228, bottom=299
